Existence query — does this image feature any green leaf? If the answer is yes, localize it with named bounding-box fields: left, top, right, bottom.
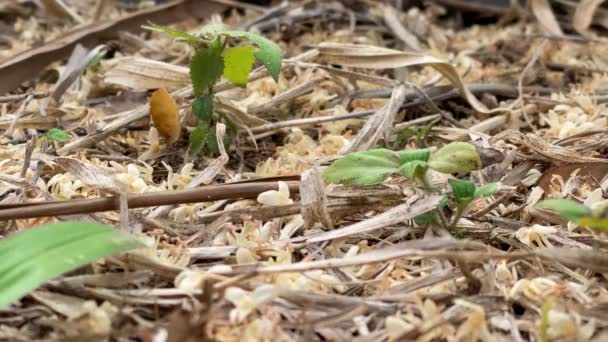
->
left=398, top=148, right=430, bottom=164
left=475, top=182, right=499, bottom=198
left=537, top=199, right=591, bottom=222
left=223, top=46, right=256, bottom=87
left=428, top=142, right=481, bottom=174
left=449, top=179, right=476, bottom=207
left=192, top=95, right=214, bottom=122
left=223, top=31, right=281, bottom=81
left=414, top=212, right=434, bottom=225
left=323, top=149, right=400, bottom=186
left=143, top=23, right=205, bottom=44
left=206, top=125, right=219, bottom=155
left=0, top=222, right=141, bottom=309
left=398, top=160, right=427, bottom=180
left=47, top=128, right=70, bottom=142
left=190, top=124, right=209, bottom=155
left=190, top=44, right=224, bottom=96
left=577, top=216, right=608, bottom=231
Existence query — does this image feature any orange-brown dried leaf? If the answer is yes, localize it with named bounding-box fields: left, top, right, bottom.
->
left=149, top=88, right=180, bottom=143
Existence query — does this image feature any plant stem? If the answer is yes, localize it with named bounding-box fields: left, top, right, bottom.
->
left=448, top=205, right=466, bottom=231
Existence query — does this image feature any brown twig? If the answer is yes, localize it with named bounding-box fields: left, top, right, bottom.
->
left=0, top=181, right=300, bottom=221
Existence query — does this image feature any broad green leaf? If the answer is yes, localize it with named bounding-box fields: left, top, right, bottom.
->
left=398, top=148, right=430, bottom=164
left=192, top=95, right=214, bottom=122
left=223, top=46, right=256, bottom=87
left=537, top=199, right=590, bottom=222
left=190, top=124, right=209, bottom=155
left=475, top=182, right=499, bottom=198
left=47, top=128, right=70, bottom=142
left=0, top=222, right=141, bottom=309
left=449, top=179, right=476, bottom=207
left=323, top=149, right=400, bottom=186
left=223, top=31, right=281, bottom=81
left=143, top=23, right=205, bottom=44
left=577, top=216, right=608, bottom=231
left=399, top=160, right=427, bottom=180
left=428, top=142, right=481, bottom=174
left=190, top=44, right=224, bottom=95
left=414, top=212, right=434, bottom=225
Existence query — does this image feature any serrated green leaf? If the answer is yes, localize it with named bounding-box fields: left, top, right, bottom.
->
left=449, top=179, right=476, bottom=207
left=428, top=142, right=481, bottom=174
left=537, top=199, right=590, bottom=222
left=223, top=46, right=256, bottom=87
left=398, top=148, right=430, bottom=164
left=323, top=149, right=400, bottom=186
left=475, top=182, right=499, bottom=198
left=223, top=31, right=281, bottom=81
left=190, top=44, right=224, bottom=95
left=143, top=23, right=205, bottom=44
left=192, top=95, right=214, bottom=122
left=399, top=160, right=427, bottom=180
left=47, top=128, right=70, bottom=142
left=190, top=124, right=209, bottom=155
left=0, top=222, right=141, bottom=309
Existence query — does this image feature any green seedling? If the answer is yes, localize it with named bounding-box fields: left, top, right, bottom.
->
left=323, top=142, right=498, bottom=232
left=537, top=198, right=608, bottom=231
left=143, top=23, right=282, bottom=155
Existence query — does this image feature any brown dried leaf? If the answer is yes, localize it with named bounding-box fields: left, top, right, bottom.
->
left=104, top=57, right=190, bottom=90
left=538, top=162, right=608, bottom=192
left=53, top=157, right=118, bottom=190
left=316, top=43, right=491, bottom=114
left=149, top=88, right=181, bottom=143
left=573, top=0, right=606, bottom=35
left=530, top=0, right=564, bottom=35
left=300, top=167, right=333, bottom=230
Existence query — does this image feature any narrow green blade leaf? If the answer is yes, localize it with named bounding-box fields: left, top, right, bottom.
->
left=190, top=44, right=224, bottom=95
left=428, top=142, right=481, bottom=174
left=223, top=46, right=256, bottom=87
left=192, top=95, right=214, bottom=122
left=47, top=128, right=70, bottom=142
left=398, top=160, right=427, bottom=180
left=143, top=23, right=205, bottom=44
left=0, top=222, right=141, bottom=308
left=190, top=124, right=209, bottom=155
left=449, top=179, right=476, bottom=206
left=537, top=199, right=591, bottom=222
left=323, top=149, right=400, bottom=186
left=475, top=182, right=499, bottom=198
left=398, top=148, right=430, bottom=164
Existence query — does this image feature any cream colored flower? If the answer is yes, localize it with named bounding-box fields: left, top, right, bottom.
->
left=114, top=164, right=149, bottom=193
left=225, top=285, right=278, bottom=323
left=243, top=317, right=285, bottom=342
left=515, top=224, right=557, bottom=248
left=257, top=181, right=293, bottom=206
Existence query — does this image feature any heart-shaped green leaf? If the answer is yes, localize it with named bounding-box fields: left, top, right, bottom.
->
left=428, top=142, right=481, bottom=174
left=0, top=222, right=141, bottom=309
left=47, top=128, right=70, bottom=142
left=223, top=46, right=256, bottom=87
left=475, top=182, right=499, bottom=198
left=323, top=149, right=400, bottom=186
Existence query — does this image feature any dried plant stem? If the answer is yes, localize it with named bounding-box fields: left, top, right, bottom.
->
left=0, top=181, right=300, bottom=221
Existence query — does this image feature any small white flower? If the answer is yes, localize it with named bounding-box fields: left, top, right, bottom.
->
left=515, top=224, right=557, bottom=248
left=257, top=181, right=293, bottom=206
left=225, top=285, right=277, bottom=323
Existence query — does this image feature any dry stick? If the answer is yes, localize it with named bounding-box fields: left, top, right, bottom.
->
left=517, top=39, right=549, bottom=133
left=0, top=181, right=300, bottom=221
left=4, top=94, right=34, bottom=139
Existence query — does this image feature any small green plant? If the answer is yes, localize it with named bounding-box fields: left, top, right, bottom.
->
left=143, top=23, right=282, bottom=155
left=0, top=222, right=142, bottom=308
left=323, top=142, right=499, bottom=232
left=538, top=198, right=608, bottom=231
